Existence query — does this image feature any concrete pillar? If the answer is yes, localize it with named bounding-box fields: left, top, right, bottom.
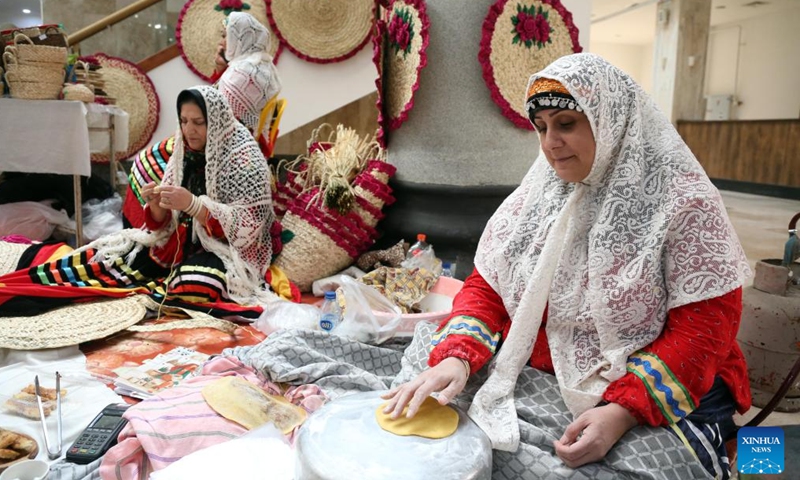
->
left=652, top=0, right=712, bottom=122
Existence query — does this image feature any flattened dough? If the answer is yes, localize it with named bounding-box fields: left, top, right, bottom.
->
left=202, top=376, right=307, bottom=433
left=376, top=396, right=458, bottom=439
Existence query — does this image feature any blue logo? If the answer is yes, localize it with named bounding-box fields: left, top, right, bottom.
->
left=738, top=426, right=784, bottom=475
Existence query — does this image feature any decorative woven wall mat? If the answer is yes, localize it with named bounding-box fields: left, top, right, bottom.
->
left=0, top=241, right=29, bottom=276
left=177, top=0, right=282, bottom=83
left=81, top=53, right=160, bottom=163
left=372, top=19, right=388, bottom=147
left=0, top=295, right=148, bottom=350
left=479, top=0, right=581, bottom=129
left=266, top=0, right=374, bottom=64
left=382, top=0, right=429, bottom=131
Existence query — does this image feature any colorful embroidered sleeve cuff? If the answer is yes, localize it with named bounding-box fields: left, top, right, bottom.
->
left=431, top=315, right=500, bottom=352
left=627, top=351, right=697, bottom=425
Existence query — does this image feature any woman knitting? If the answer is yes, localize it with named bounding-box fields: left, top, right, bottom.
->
left=123, top=11, right=281, bottom=228
left=0, top=86, right=280, bottom=318
left=383, top=53, right=751, bottom=479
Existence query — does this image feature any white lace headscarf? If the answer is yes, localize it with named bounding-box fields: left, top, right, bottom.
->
left=218, top=11, right=282, bottom=132
left=468, top=53, right=751, bottom=451
left=84, top=85, right=278, bottom=307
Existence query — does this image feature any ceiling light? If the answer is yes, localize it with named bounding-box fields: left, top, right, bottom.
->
left=22, top=8, right=31, bottom=14
left=154, top=24, right=162, bottom=29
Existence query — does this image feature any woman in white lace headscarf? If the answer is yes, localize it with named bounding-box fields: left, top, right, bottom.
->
left=383, top=53, right=751, bottom=479
left=217, top=11, right=282, bottom=134
left=0, top=86, right=281, bottom=318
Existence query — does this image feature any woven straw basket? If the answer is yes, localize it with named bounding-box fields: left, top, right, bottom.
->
left=274, top=160, right=397, bottom=291
left=4, top=34, right=67, bottom=65
left=3, top=51, right=64, bottom=84
left=4, top=71, right=63, bottom=99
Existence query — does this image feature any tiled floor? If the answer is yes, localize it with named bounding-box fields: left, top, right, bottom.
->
left=720, top=190, right=800, bottom=428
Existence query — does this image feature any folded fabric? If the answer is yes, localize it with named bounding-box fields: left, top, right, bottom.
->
left=356, top=240, right=406, bottom=272
left=99, top=356, right=326, bottom=480
left=358, top=267, right=437, bottom=314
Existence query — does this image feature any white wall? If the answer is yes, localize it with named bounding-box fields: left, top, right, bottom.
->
left=706, top=8, right=800, bottom=120
left=147, top=45, right=378, bottom=146
left=589, top=42, right=653, bottom=94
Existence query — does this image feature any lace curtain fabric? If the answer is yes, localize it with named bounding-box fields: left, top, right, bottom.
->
left=470, top=53, right=751, bottom=451
left=84, top=86, right=278, bottom=307
left=219, top=12, right=282, bottom=132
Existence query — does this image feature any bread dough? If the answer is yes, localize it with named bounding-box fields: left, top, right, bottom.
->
left=375, top=396, right=459, bottom=439
left=202, top=376, right=307, bottom=434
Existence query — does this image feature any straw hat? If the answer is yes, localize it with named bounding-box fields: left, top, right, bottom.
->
left=267, top=0, right=374, bottom=63
left=177, top=0, right=281, bottom=82
left=478, top=0, right=582, bottom=130
left=0, top=295, right=148, bottom=350
left=85, top=53, right=160, bottom=164
left=382, top=0, right=429, bottom=131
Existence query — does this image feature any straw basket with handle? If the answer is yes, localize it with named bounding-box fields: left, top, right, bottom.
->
left=4, top=34, right=67, bottom=65
left=3, top=51, right=65, bottom=84
left=4, top=70, right=63, bottom=99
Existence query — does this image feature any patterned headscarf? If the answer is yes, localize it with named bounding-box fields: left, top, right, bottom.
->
left=469, top=53, right=750, bottom=451
left=219, top=12, right=282, bottom=133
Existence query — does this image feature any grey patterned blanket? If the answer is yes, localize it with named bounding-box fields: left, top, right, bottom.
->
left=50, top=323, right=711, bottom=479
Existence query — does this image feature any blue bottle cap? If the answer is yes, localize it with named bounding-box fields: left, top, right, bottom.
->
left=324, top=291, right=337, bottom=300
left=442, top=262, right=451, bottom=268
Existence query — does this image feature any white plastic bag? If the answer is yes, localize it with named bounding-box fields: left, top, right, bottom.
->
left=334, top=276, right=402, bottom=345
left=253, top=299, right=321, bottom=336
left=311, top=265, right=366, bottom=297
left=82, top=194, right=123, bottom=242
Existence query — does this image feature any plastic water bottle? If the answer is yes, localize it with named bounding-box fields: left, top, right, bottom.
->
left=406, top=233, right=430, bottom=259
left=318, top=291, right=341, bottom=332
left=441, top=262, right=453, bottom=278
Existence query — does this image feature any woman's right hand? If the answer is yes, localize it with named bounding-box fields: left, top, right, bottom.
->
left=141, top=182, right=167, bottom=223
left=380, top=357, right=469, bottom=419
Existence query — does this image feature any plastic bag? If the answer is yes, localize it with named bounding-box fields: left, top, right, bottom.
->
left=311, top=266, right=366, bottom=297
left=334, top=276, right=402, bottom=345
left=82, top=194, right=123, bottom=242
left=0, top=200, right=71, bottom=241
left=253, top=300, right=321, bottom=336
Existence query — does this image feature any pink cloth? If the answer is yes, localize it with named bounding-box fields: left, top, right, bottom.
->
left=99, top=356, right=326, bottom=480
left=0, top=234, right=33, bottom=244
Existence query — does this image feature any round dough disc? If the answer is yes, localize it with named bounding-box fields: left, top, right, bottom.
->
left=375, top=396, right=459, bottom=439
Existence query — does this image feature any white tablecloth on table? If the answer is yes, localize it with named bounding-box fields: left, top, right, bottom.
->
left=0, top=346, right=124, bottom=465
left=0, top=99, right=91, bottom=176
left=85, top=103, right=129, bottom=155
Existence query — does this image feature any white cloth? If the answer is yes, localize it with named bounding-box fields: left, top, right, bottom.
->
left=83, top=86, right=279, bottom=307
left=149, top=424, right=294, bottom=480
left=85, top=103, right=129, bottom=155
left=469, top=53, right=751, bottom=451
left=0, top=99, right=90, bottom=176
left=0, top=346, right=123, bottom=464
left=219, top=11, right=282, bottom=133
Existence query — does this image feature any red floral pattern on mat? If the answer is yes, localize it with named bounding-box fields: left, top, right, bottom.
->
left=80, top=317, right=266, bottom=384
left=383, top=0, right=430, bottom=131
left=479, top=0, right=581, bottom=130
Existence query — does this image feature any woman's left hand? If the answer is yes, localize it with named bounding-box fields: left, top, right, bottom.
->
left=553, top=402, right=638, bottom=469
left=158, top=186, right=193, bottom=211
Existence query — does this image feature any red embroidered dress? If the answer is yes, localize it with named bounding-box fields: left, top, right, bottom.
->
left=430, top=268, right=751, bottom=427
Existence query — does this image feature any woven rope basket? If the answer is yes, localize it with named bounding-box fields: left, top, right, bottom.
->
left=0, top=295, right=148, bottom=350
left=3, top=51, right=65, bottom=84
left=4, top=71, right=62, bottom=99
left=177, top=0, right=280, bottom=82
left=267, top=0, right=374, bottom=63
left=4, top=33, right=67, bottom=65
